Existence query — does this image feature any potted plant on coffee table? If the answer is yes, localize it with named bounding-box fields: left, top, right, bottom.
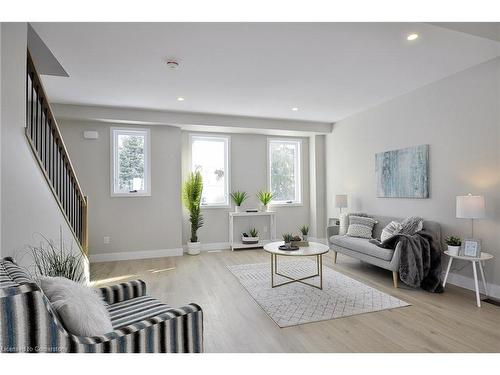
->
left=183, top=171, right=204, bottom=255
left=282, top=233, right=293, bottom=248
left=445, top=236, right=461, bottom=256
left=257, top=190, right=274, bottom=212
left=300, top=225, right=309, bottom=241
left=230, top=191, right=248, bottom=213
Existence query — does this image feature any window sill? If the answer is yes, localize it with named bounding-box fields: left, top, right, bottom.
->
left=111, top=192, right=151, bottom=198
left=201, top=204, right=230, bottom=210
left=271, top=202, right=303, bottom=208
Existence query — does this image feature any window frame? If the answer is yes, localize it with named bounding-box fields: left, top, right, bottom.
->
left=267, top=137, right=302, bottom=206
left=189, top=133, right=231, bottom=208
left=110, top=127, right=151, bottom=198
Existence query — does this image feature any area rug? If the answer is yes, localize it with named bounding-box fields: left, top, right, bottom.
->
left=227, top=259, right=410, bottom=327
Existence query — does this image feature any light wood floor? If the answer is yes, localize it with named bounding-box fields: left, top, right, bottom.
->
left=90, top=249, right=500, bottom=352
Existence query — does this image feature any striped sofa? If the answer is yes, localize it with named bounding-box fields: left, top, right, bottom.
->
left=0, top=257, right=203, bottom=353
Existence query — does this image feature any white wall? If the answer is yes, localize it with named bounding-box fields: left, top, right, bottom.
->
left=59, top=120, right=183, bottom=261
left=326, top=58, right=500, bottom=295
left=1, top=23, right=87, bottom=277
left=181, top=131, right=311, bottom=247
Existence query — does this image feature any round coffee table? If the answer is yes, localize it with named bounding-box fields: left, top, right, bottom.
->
left=263, top=241, right=329, bottom=290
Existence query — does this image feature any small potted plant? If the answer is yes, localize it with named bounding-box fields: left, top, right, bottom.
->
left=257, top=190, right=274, bottom=212
left=282, top=233, right=293, bottom=248
left=445, top=236, right=461, bottom=256
left=242, top=228, right=259, bottom=244
left=300, top=225, right=309, bottom=241
left=183, top=171, right=204, bottom=255
left=230, top=191, right=248, bottom=213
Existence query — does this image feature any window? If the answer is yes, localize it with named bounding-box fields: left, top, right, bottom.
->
left=268, top=138, right=302, bottom=205
left=190, top=135, right=230, bottom=207
left=111, top=127, right=151, bottom=197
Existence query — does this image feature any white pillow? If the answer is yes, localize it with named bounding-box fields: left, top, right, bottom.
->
left=380, top=221, right=403, bottom=242
left=39, top=277, right=113, bottom=337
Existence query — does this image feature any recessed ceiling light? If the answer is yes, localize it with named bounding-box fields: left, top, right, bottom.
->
left=166, top=60, right=180, bottom=69
left=291, top=107, right=299, bottom=111
left=177, top=97, right=185, bottom=101
left=407, top=33, right=419, bottom=41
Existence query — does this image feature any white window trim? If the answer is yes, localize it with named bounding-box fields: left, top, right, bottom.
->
left=189, top=133, right=231, bottom=208
left=267, top=137, right=303, bottom=206
left=110, top=127, right=151, bottom=197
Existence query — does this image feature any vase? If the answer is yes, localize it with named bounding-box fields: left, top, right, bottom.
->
left=302, top=235, right=308, bottom=241
left=187, top=241, right=201, bottom=255
left=447, top=245, right=460, bottom=256
left=235, top=205, right=241, bottom=213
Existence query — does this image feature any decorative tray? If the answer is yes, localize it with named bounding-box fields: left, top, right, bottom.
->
left=279, top=245, right=299, bottom=251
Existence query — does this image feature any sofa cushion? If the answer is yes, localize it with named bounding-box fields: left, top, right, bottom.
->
left=108, top=295, right=173, bottom=328
left=39, top=276, right=113, bottom=337
left=346, top=216, right=377, bottom=239
left=330, top=235, right=395, bottom=261
left=380, top=221, right=403, bottom=242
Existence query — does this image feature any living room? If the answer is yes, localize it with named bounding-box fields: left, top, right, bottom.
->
left=1, top=0, right=500, bottom=372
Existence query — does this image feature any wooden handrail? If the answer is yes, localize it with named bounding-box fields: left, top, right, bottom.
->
left=25, top=49, right=88, bottom=256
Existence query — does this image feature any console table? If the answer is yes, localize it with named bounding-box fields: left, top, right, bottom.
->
left=229, top=211, right=277, bottom=250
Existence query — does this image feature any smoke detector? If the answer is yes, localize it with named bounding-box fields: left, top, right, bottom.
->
left=166, top=60, right=180, bottom=70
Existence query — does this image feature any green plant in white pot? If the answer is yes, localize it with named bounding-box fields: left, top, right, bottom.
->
left=230, top=191, right=248, bottom=213
left=300, top=225, right=309, bottom=241
left=183, top=171, right=204, bottom=255
left=445, top=236, right=461, bottom=256
left=257, top=190, right=274, bottom=212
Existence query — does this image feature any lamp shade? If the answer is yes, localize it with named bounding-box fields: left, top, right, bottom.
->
left=335, top=194, right=348, bottom=208
left=456, top=195, right=485, bottom=219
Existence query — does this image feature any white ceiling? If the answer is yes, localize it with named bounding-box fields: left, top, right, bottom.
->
left=32, top=22, right=500, bottom=123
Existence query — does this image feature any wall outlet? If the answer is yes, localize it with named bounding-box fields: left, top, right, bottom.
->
left=103, top=236, right=111, bottom=244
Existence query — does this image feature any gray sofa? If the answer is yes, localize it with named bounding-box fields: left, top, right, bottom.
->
left=327, top=215, right=441, bottom=288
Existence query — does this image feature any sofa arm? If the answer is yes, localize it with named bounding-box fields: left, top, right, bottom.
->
left=73, top=303, right=204, bottom=353
left=97, top=279, right=147, bottom=305
left=327, top=225, right=340, bottom=241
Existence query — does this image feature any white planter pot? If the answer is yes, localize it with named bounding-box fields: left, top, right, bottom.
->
left=187, top=241, right=201, bottom=255
left=447, top=245, right=460, bottom=256
left=302, top=235, right=308, bottom=241
left=235, top=205, right=241, bottom=213
left=261, top=204, right=270, bottom=212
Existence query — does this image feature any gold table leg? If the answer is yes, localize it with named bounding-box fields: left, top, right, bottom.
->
left=271, top=253, right=323, bottom=290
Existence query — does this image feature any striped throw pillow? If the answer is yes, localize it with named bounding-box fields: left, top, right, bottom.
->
left=346, top=216, right=377, bottom=239
left=380, top=221, right=403, bottom=242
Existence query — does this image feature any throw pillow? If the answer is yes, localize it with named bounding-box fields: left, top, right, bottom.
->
left=39, top=276, right=113, bottom=337
left=380, top=221, right=403, bottom=242
left=339, top=212, right=369, bottom=235
left=346, top=216, right=377, bottom=239
left=401, top=216, right=424, bottom=235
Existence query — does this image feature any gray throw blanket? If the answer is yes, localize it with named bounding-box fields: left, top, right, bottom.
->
left=370, top=230, right=443, bottom=293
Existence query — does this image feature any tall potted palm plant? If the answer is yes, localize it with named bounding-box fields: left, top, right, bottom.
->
left=183, top=171, right=204, bottom=255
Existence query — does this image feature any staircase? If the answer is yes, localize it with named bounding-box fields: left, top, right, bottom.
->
left=25, top=50, right=88, bottom=255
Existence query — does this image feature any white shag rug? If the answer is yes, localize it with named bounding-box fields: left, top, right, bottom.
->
left=227, top=259, right=410, bottom=327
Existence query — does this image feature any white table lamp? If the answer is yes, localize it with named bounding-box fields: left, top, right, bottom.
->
left=335, top=194, right=348, bottom=215
left=456, top=194, right=485, bottom=238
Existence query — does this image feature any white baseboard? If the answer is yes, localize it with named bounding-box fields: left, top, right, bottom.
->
left=90, top=247, right=184, bottom=263
left=444, top=271, right=500, bottom=300
left=183, top=242, right=230, bottom=252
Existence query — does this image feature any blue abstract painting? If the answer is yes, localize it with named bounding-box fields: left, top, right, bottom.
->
left=375, top=145, right=429, bottom=198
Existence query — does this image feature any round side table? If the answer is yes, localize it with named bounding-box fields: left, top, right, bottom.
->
left=443, top=250, right=494, bottom=307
